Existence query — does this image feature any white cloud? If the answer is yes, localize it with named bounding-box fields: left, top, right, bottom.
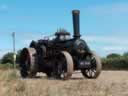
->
left=82, top=35, right=128, bottom=45
left=82, top=35, right=128, bottom=56
left=103, top=46, right=127, bottom=51
left=0, top=4, right=8, bottom=11
left=102, top=46, right=128, bottom=56
left=86, top=3, right=128, bottom=15
left=20, top=32, right=55, bottom=46
left=22, top=39, right=32, bottom=46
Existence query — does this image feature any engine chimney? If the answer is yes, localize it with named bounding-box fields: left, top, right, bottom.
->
left=72, top=10, right=81, bottom=39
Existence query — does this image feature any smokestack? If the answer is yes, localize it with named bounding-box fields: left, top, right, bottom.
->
left=72, top=10, right=81, bottom=39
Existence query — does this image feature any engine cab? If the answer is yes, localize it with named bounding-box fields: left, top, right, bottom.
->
left=55, top=29, right=71, bottom=41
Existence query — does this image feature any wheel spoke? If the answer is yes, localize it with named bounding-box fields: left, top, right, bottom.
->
left=81, top=52, right=102, bottom=79
left=88, top=69, right=91, bottom=76
left=92, top=69, right=96, bottom=73
left=91, top=57, right=96, bottom=64
left=89, top=69, right=93, bottom=77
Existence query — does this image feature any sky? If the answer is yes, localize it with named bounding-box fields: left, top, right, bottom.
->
left=0, top=0, right=128, bottom=57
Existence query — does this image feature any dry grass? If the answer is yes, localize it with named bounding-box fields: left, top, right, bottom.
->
left=0, top=70, right=128, bottom=96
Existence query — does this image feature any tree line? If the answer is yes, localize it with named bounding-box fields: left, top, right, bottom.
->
left=0, top=50, right=21, bottom=64
left=0, top=51, right=128, bottom=70
left=102, top=52, right=128, bottom=70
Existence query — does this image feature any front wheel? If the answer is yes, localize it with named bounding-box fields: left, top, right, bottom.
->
left=81, top=52, right=102, bottom=79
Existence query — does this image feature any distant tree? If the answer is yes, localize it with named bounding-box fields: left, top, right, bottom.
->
left=107, top=53, right=121, bottom=59
left=1, top=52, right=13, bottom=64
left=123, top=52, right=128, bottom=57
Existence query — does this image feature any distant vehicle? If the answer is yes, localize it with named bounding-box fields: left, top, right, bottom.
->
left=19, top=10, right=102, bottom=80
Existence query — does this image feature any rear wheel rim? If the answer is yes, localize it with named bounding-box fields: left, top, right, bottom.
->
left=20, top=48, right=37, bottom=78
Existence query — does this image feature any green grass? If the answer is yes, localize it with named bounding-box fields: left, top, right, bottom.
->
left=0, top=63, right=19, bottom=70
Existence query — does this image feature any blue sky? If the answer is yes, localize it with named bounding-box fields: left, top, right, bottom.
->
left=0, top=0, right=128, bottom=57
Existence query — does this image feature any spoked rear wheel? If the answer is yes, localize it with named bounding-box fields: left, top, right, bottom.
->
left=81, top=52, right=102, bottom=79
left=19, top=48, right=38, bottom=78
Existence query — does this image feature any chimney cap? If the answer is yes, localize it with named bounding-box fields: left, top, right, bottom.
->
left=72, top=10, right=80, bottom=14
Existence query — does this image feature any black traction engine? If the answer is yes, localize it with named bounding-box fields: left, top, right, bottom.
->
left=19, top=10, right=102, bottom=80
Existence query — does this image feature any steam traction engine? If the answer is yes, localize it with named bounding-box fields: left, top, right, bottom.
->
left=19, top=10, right=102, bottom=80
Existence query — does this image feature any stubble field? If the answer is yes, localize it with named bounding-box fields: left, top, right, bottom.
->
left=0, top=70, right=128, bottom=96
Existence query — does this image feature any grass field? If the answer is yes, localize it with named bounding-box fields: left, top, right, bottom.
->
left=0, top=70, right=128, bottom=96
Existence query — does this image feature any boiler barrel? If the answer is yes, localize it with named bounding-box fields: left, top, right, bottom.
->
left=72, top=10, right=81, bottom=39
